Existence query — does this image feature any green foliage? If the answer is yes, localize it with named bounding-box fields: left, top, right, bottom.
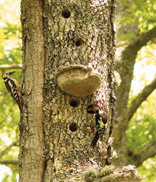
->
left=127, top=84, right=156, bottom=181
left=0, top=0, right=21, bottom=180
left=126, top=97, right=156, bottom=181
left=119, top=0, right=156, bottom=33
left=138, top=157, right=156, bottom=182
left=126, top=114, right=156, bottom=150
left=1, top=22, right=21, bottom=64
left=0, top=0, right=155, bottom=181
left=3, top=23, right=21, bottom=40
left=120, top=1, right=156, bottom=180
left=1, top=169, right=18, bottom=182
left=0, top=73, right=20, bottom=178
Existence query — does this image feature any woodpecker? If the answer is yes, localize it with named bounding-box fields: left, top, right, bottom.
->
left=87, top=104, right=107, bottom=147
left=2, top=71, right=22, bottom=110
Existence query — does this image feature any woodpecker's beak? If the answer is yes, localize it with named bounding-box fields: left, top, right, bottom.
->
left=87, top=104, right=96, bottom=114
left=8, top=71, right=16, bottom=75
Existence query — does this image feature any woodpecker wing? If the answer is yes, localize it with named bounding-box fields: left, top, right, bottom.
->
left=4, top=78, right=21, bottom=107
left=97, top=117, right=105, bottom=139
left=102, top=117, right=107, bottom=124
left=92, top=111, right=106, bottom=147
left=91, top=132, right=99, bottom=148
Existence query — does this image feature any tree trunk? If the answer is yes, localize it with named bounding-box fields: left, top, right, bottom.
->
left=19, top=0, right=45, bottom=181
left=42, top=1, right=115, bottom=181
left=19, top=0, right=116, bottom=181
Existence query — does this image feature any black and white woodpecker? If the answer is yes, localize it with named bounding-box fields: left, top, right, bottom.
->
left=87, top=104, right=107, bottom=147
left=2, top=71, right=22, bottom=110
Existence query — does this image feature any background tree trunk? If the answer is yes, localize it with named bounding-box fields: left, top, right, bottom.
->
left=19, top=0, right=45, bottom=181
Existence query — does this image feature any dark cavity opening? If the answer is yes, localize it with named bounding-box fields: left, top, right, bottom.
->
left=69, top=122, right=78, bottom=132
left=75, top=38, right=84, bottom=47
left=69, top=98, right=80, bottom=107
left=61, top=9, right=71, bottom=18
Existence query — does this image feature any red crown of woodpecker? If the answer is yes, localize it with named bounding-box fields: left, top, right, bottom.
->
left=2, top=71, right=15, bottom=77
left=94, top=104, right=101, bottom=109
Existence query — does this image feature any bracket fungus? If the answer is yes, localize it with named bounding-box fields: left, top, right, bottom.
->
left=56, top=65, right=102, bottom=97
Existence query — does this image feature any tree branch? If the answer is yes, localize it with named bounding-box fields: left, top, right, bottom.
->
left=122, top=26, right=156, bottom=61
left=126, top=77, right=156, bottom=121
left=114, top=77, right=156, bottom=145
left=0, top=64, right=22, bottom=70
left=115, top=26, right=156, bottom=119
left=0, top=141, right=18, bottom=158
left=128, top=140, right=156, bottom=167
left=0, top=160, right=18, bottom=165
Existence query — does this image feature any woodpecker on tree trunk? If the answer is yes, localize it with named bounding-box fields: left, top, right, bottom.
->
left=87, top=104, right=107, bottom=147
left=2, top=71, right=22, bottom=111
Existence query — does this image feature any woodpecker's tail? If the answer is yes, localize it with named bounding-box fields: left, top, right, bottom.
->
left=91, top=132, right=99, bottom=148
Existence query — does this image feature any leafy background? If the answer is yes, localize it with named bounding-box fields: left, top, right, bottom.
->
left=0, top=0, right=21, bottom=181
left=0, top=0, right=156, bottom=181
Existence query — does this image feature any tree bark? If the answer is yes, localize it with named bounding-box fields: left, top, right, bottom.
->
left=0, top=160, right=18, bottom=165
left=19, top=0, right=45, bottom=181
left=42, top=0, right=115, bottom=181
left=20, top=0, right=140, bottom=181
left=0, top=64, right=22, bottom=70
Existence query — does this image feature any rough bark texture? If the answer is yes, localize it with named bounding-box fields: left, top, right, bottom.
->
left=20, top=0, right=141, bottom=181
left=42, top=0, right=115, bottom=181
left=18, top=1, right=155, bottom=179
left=19, top=0, right=45, bottom=181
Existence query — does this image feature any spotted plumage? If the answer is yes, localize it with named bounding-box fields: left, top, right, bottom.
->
left=87, top=104, right=107, bottom=147
left=2, top=71, right=22, bottom=111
